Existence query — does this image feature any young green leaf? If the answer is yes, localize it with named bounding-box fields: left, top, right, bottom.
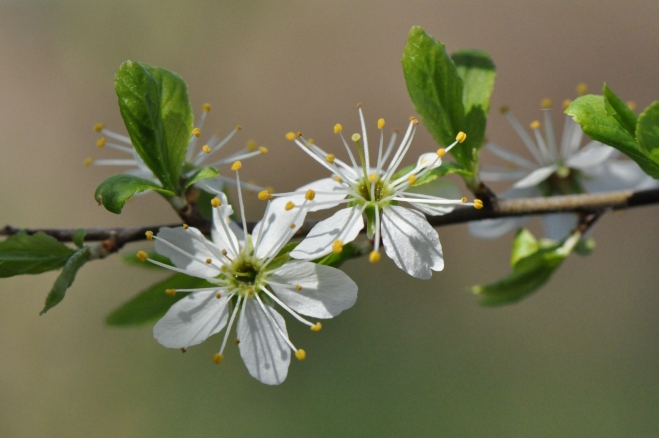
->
left=94, top=174, right=175, bottom=214
left=185, top=167, right=220, bottom=189
left=40, top=247, right=90, bottom=315
left=106, top=273, right=214, bottom=327
left=636, top=101, right=659, bottom=159
left=313, top=242, right=363, bottom=268
left=0, top=231, right=76, bottom=277
left=402, top=26, right=467, bottom=166
left=115, top=61, right=193, bottom=192
left=602, top=83, right=638, bottom=137
left=72, top=229, right=87, bottom=248
left=566, top=95, right=659, bottom=178
left=510, top=228, right=539, bottom=268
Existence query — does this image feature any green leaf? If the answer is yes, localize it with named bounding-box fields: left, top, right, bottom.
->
left=121, top=251, right=172, bottom=269
left=575, top=237, right=596, bottom=256
left=402, top=26, right=469, bottom=167
left=115, top=61, right=193, bottom=192
left=566, top=95, right=659, bottom=178
left=602, top=83, right=637, bottom=137
left=40, top=247, right=90, bottom=315
left=636, top=101, right=659, bottom=160
left=106, top=273, right=215, bottom=327
left=472, top=231, right=578, bottom=306
left=72, top=229, right=87, bottom=248
left=185, top=167, right=219, bottom=189
left=0, top=231, right=75, bottom=277
left=94, top=174, right=175, bottom=214
left=313, top=242, right=363, bottom=268
left=266, top=242, right=299, bottom=271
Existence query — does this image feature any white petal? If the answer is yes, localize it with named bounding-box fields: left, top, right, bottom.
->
left=210, top=193, right=244, bottom=258
left=485, top=142, right=537, bottom=170
left=290, top=207, right=364, bottom=260
left=479, top=167, right=530, bottom=182
left=381, top=206, right=443, bottom=279
left=267, top=261, right=358, bottom=318
left=194, top=177, right=224, bottom=194
left=238, top=299, right=290, bottom=385
left=581, top=161, right=659, bottom=192
left=566, top=141, right=616, bottom=170
left=512, top=165, right=558, bottom=189
left=404, top=179, right=461, bottom=216
left=416, top=152, right=442, bottom=170
left=542, top=213, right=578, bottom=241
left=155, top=227, right=220, bottom=278
left=253, top=197, right=306, bottom=259
left=281, top=178, right=348, bottom=213
left=153, top=290, right=230, bottom=348
left=468, top=217, right=530, bottom=239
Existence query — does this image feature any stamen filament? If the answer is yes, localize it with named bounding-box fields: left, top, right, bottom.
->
left=261, top=287, right=314, bottom=327
left=152, top=236, right=224, bottom=271
left=219, top=294, right=241, bottom=355
left=254, top=293, right=297, bottom=351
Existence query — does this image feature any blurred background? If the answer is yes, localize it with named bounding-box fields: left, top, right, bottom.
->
left=1, top=1, right=659, bottom=436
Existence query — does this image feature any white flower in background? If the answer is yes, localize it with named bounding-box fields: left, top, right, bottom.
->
left=85, top=103, right=265, bottom=192
left=275, top=106, right=481, bottom=280
left=136, top=161, right=357, bottom=385
left=470, top=91, right=658, bottom=241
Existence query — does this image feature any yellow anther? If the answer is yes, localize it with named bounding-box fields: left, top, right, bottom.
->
left=213, top=353, right=224, bottom=364
left=221, top=249, right=228, bottom=256
left=408, top=175, right=417, bottom=185
left=368, top=173, right=377, bottom=183
left=333, top=176, right=343, bottom=183
left=351, top=133, right=361, bottom=142
left=326, top=153, right=335, bottom=164
left=456, top=131, right=467, bottom=143
left=356, top=102, right=362, bottom=108
left=530, top=120, right=541, bottom=130
left=202, top=103, right=212, bottom=112
left=334, top=124, right=343, bottom=134
left=436, top=148, right=446, bottom=158
left=627, top=101, right=637, bottom=111
left=136, top=251, right=149, bottom=262
left=211, top=197, right=222, bottom=208
left=295, top=284, right=302, bottom=291
left=286, top=132, right=296, bottom=141
left=295, top=349, right=307, bottom=361
left=205, top=258, right=212, bottom=264
left=93, top=123, right=104, bottom=132
left=378, top=118, right=385, bottom=129
left=83, top=158, right=93, bottom=166
left=499, top=105, right=509, bottom=114
left=259, top=146, right=268, bottom=154
left=245, top=139, right=257, bottom=151
left=311, top=322, right=322, bottom=332
left=296, top=131, right=302, bottom=138
left=231, top=161, right=242, bottom=171
left=410, top=116, right=419, bottom=125
left=474, top=199, right=484, bottom=210
left=165, top=289, right=176, bottom=296
left=461, top=197, right=467, bottom=203
left=290, top=223, right=296, bottom=229
left=182, top=224, right=189, bottom=229
left=562, top=99, right=572, bottom=110
left=332, top=240, right=343, bottom=254
left=192, top=127, right=201, bottom=137
left=96, top=138, right=106, bottom=148
left=235, top=125, right=242, bottom=131
left=541, top=98, right=553, bottom=109
left=285, top=201, right=295, bottom=211
left=369, top=251, right=381, bottom=263
left=216, top=293, right=222, bottom=299
left=181, top=348, right=187, bottom=353
left=258, top=190, right=269, bottom=201
left=305, top=189, right=316, bottom=201
left=248, top=289, right=254, bottom=296
left=234, top=338, right=240, bottom=345
left=576, top=83, right=588, bottom=95
left=145, top=231, right=154, bottom=240
left=202, top=145, right=211, bottom=153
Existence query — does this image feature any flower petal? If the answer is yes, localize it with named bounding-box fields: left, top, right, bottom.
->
left=566, top=141, right=616, bottom=170
left=155, top=227, right=221, bottom=278
left=581, top=161, right=659, bottom=192
left=210, top=192, right=244, bottom=258
left=290, top=207, right=364, bottom=260
left=153, top=290, right=230, bottom=348
left=542, top=213, right=578, bottom=241
left=281, top=178, right=348, bottom=213
left=381, top=205, right=443, bottom=279
left=268, top=261, right=358, bottom=318
left=404, top=179, right=462, bottom=216
left=238, top=299, right=290, bottom=385
left=253, top=197, right=306, bottom=259
left=512, top=164, right=558, bottom=189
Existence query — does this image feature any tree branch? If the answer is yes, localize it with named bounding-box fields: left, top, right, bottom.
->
left=2, top=188, right=659, bottom=249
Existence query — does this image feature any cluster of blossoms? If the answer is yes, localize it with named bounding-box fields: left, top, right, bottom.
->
left=470, top=93, right=657, bottom=241
left=129, top=107, right=481, bottom=384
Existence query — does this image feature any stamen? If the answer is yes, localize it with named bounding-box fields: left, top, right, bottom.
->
left=192, top=128, right=201, bottom=137
left=305, top=189, right=315, bottom=201
left=261, top=287, right=315, bottom=327
left=166, top=289, right=176, bottom=296
left=326, top=153, right=335, bottom=164
left=541, top=98, right=553, bottom=109
left=576, top=83, right=588, bottom=95
left=530, top=120, right=541, bottom=130
left=96, top=138, right=106, bottom=148
left=285, top=201, right=295, bottom=211
left=562, top=99, right=572, bottom=110
left=254, top=293, right=298, bottom=352
left=436, top=148, right=446, bottom=158
left=259, top=146, right=268, bottom=154
left=455, top=131, right=467, bottom=143
left=295, top=284, right=302, bottom=291
left=218, top=294, right=241, bottom=356
left=311, top=322, right=322, bottom=332
left=83, top=158, right=93, bottom=166
left=136, top=251, right=148, bottom=262
left=352, top=133, right=361, bottom=142
left=202, top=145, right=211, bottom=153
left=408, top=175, right=417, bottom=185
left=333, top=176, right=343, bottom=183
left=378, top=118, right=385, bottom=129
left=205, top=258, right=212, bottom=264
left=627, top=101, right=637, bottom=111
left=145, top=231, right=154, bottom=240
left=216, top=293, right=222, bottom=299
left=234, top=339, right=240, bottom=345
left=258, top=190, right=270, bottom=200
left=334, top=124, right=342, bottom=134
left=332, top=239, right=343, bottom=254
left=286, top=132, right=296, bottom=141
left=246, top=140, right=257, bottom=151
left=235, top=125, right=242, bottom=131
left=183, top=224, right=189, bottom=229
left=369, top=251, right=381, bottom=263
left=211, top=197, right=222, bottom=208
left=461, top=197, right=467, bottom=203
left=213, top=353, right=223, bottom=364
left=231, top=161, right=242, bottom=171
left=202, top=103, right=212, bottom=112
left=474, top=199, right=484, bottom=209
left=368, top=173, right=377, bottom=183
left=93, top=123, right=104, bottom=132
left=295, top=350, right=306, bottom=361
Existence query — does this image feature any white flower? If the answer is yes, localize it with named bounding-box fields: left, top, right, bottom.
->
left=86, top=103, right=265, bottom=192
left=470, top=97, right=658, bottom=241
left=276, top=106, right=480, bottom=279
left=137, top=162, right=357, bottom=385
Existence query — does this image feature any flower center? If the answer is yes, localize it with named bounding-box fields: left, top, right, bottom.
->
left=356, top=176, right=389, bottom=203
left=224, top=253, right=266, bottom=297
left=543, top=166, right=584, bottom=195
